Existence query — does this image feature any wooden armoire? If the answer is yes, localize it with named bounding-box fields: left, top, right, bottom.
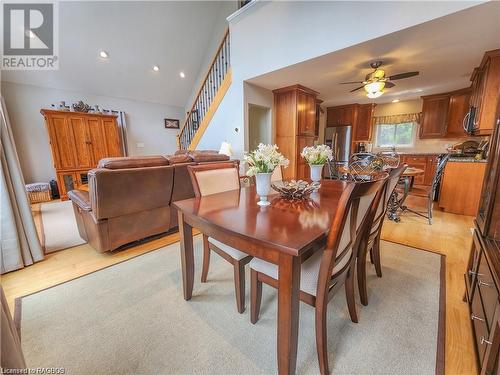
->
left=273, top=85, right=320, bottom=180
left=41, top=109, right=123, bottom=200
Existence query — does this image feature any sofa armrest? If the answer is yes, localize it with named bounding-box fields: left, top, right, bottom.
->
left=68, top=190, right=92, bottom=211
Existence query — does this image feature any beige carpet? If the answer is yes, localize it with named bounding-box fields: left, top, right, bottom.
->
left=16, top=237, right=444, bottom=374
left=40, top=201, right=86, bottom=253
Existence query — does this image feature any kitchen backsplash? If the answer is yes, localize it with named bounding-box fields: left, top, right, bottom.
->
left=372, top=135, right=486, bottom=154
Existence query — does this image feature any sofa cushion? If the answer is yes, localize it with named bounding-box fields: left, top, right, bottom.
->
left=98, top=156, right=169, bottom=169
left=188, top=152, right=230, bottom=163
left=165, top=154, right=192, bottom=164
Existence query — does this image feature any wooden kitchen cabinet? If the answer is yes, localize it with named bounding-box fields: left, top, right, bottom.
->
left=401, top=154, right=439, bottom=186
left=273, top=84, right=320, bottom=180
left=438, top=161, right=487, bottom=216
left=469, top=49, right=500, bottom=136
left=420, top=94, right=450, bottom=138
left=447, top=88, right=472, bottom=138
left=354, top=103, right=376, bottom=142
left=326, top=104, right=356, bottom=127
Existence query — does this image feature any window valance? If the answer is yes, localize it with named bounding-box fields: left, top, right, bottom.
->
left=373, top=112, right=421, bottom=125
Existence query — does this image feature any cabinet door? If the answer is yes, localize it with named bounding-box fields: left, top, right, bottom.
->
left=297, top=91, right=316, bottom=136
left=404, top=155, right=427, bottom=185
left=296, top=136, right=315, bottom=180
left=420, top=95, right=450, bottom=138
left=87, top=117, right=108, bottom=166
left=68, top=116, right=93, bottom=168
left=327, top=107, right=342, bottom=127
left=474, top=61, right=489, bottom=132
left=102, top=118, right=123, bottom=157
left=447, top=90, right=471, bottom=137
left=47, top=115, right=77, bottom=169
left=354, top=104, right=374, bottom=142
left=341, top=106, right=356, bottom=126
left=424, top=155, right=438, bottom=185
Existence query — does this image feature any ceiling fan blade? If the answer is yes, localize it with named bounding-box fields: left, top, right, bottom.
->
left=339, top=81, right=363, bottom=84
left=389, top=71, right=419, bottom=80
left=384, top=81, right=395, bottom=88
left=350, top=85, right=365, bottom=92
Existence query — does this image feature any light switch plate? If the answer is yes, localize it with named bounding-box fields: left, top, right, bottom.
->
left=136, top=142, right=144, bottom=148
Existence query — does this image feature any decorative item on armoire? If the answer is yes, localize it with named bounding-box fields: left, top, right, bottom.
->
left=72, top=101, right=92, bottom=113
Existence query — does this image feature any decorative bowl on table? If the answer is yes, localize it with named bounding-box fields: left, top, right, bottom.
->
left=271, top=180, right=320, bottom=200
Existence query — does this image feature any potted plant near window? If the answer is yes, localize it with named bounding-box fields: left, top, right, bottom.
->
left=244, top=144, right=289, bottom=206
left=301, top=144, right=333, bottom=183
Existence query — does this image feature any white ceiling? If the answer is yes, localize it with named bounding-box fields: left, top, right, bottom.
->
left=247, top=2, right=500, bottom=107
left=1, top=1, right=232, bottom=107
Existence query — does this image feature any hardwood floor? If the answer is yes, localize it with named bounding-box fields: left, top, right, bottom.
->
left=2, top=196, right=476, bottom=374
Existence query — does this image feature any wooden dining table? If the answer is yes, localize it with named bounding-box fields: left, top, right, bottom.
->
left=173, top=180, right=348, bottom=374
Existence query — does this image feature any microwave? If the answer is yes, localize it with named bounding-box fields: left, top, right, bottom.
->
left=463, top=106, right=477, bottom=134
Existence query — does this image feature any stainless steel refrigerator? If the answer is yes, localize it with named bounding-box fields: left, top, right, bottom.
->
left=325, top=125, right=352, bottom=162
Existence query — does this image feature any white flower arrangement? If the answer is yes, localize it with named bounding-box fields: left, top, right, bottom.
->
left=244, top=143, right=289, bottom=177
left=301, top=144, right=334, bottom=165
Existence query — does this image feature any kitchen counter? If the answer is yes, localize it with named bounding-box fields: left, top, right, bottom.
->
left=447, top=157, right=487, bottom=163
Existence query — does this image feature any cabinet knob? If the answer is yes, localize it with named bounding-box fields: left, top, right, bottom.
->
left=480, top=336, right=492, bottom=346
left=478, top=278, right=493, bottom=288
left=471, top=314, right=485, bottom=322
left=468, top=270, right=483, bottom=277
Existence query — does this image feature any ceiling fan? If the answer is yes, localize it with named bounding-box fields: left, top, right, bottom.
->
left=340, top=61, right=419, bottom=98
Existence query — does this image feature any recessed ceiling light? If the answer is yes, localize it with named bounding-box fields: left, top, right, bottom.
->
left=179, top=72, right=186, bottom=78
left=99, top=50, right=108, bottom=59
left=392, top=99, right=400, bottom=103
left=153, top=65, right=160, bottom=72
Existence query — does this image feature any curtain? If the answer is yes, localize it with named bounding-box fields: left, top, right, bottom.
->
left=373, top=112, right=421, bottom=125
left=1, top=286, right=26, bottom=370
left=0, top=96, right=44, bottom=274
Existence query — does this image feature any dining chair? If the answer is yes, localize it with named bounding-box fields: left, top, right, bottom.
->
left=347, top=153, right=384, bottom=181
left=187, top=161, right=253, bottom=313
left=249, top=172, right=388, bottom=374
left=404, top=154, right=450, bottom=225
left=356, top=164, right=407, bottom=306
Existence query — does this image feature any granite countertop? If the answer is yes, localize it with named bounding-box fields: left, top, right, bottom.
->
left=447, top=157, right=487, bottom=163
left=398, top=152, right=441, bottom=156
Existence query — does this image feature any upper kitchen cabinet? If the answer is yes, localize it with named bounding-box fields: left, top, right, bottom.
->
left=273, top=84, right=319, bottom=180
left=469, top=49, right=500, bottom=136
left=326, top=104, right=356, bottom=127
left=419, top=93, right=450, bottom=138
left=446, top=88, right=472, bottom=138
left=354, top=103, right=376, bottom=142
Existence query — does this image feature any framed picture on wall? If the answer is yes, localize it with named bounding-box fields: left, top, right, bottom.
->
left=164, top=118, right=180, bottom=129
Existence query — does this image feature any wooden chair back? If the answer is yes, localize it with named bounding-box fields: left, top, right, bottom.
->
left=315, top=172, right=388, bottom=299
left=187, top=161, right=240, bottom=197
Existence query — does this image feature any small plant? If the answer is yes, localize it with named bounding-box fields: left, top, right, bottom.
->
left=244, top=143, right=289, bottom=176
left=301, top=144, right=333, bottom=165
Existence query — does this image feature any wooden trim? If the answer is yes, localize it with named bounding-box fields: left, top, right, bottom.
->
left=436, top=254, right=446, bottom=375
left=272, top=84, right=319, bottom=96
left=187, top=69, right=232, bottom=150
left=40, top=109, right=118, bottom=118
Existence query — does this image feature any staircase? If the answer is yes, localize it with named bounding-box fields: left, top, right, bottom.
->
left=177, top=30, right=232, bottom=150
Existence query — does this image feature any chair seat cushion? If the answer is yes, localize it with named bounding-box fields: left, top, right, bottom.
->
left=249, top=248, right=351, bottom=296
left=208, top=237, right=249, bottom=261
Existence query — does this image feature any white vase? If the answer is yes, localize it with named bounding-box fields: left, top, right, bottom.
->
left=309, top=164, right=324, bottom=183
left=255, top=172, right=272, bottom=206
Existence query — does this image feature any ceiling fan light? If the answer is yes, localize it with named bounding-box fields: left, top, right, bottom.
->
left=364, top=81, right=385, bottom=93
left=367, top=90, right=384, bottom=99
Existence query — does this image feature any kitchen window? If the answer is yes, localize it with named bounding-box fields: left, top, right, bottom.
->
left=375, top=122, right=416, bottom=148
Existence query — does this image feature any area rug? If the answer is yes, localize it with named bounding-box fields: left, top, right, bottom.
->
left=16, top=238, right=444, bottom=375
left=40, top=201, right=86, bottom=253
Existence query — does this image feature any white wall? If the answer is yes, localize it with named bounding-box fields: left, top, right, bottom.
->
left=184, top=1, right=238, bottom=115
left=2, top=81, right=184, bottom=183
left=197, top=1, right=481, bottom=157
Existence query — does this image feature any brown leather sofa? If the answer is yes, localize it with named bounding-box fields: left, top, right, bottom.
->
left=68, top=151, right=232, bottom=252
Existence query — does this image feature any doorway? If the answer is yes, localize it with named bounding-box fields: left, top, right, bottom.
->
left=248, top=104, right=271, bottom=150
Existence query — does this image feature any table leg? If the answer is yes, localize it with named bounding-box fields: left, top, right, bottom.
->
left=277, top=253, right=301, bottom=375
left=178, top=211, right=194, bottom=300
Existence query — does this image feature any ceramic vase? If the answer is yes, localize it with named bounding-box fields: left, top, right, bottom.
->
left=255, top=172, right=272, bottom=206
left=309, top=164, right=324, bottom=183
